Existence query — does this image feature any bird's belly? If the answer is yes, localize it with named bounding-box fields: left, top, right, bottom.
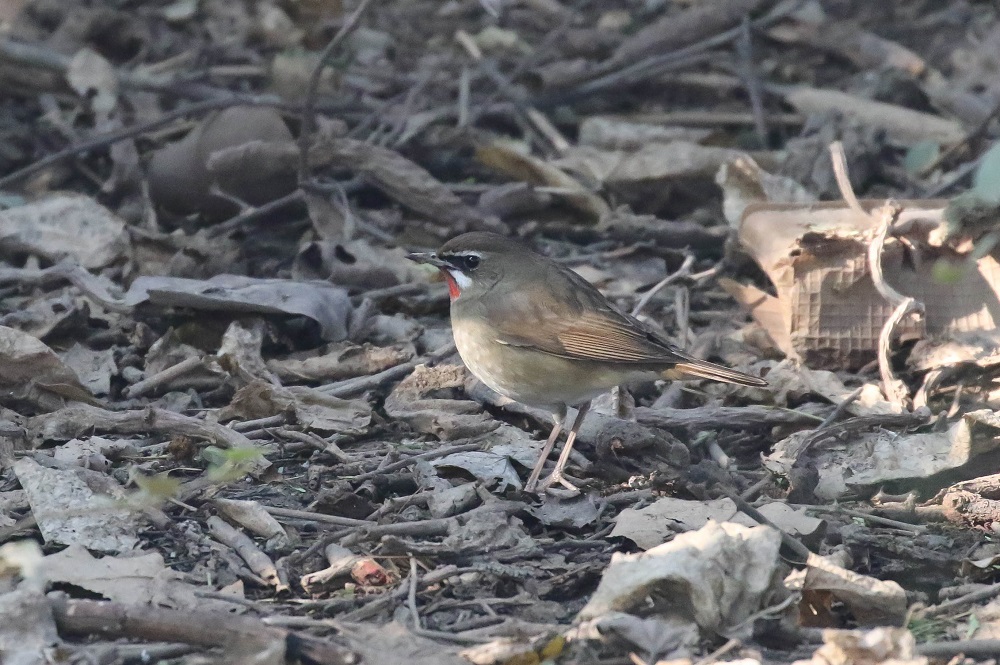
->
left=453, top=323, right=646, bottom=409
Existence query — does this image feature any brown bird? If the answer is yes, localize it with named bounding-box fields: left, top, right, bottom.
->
left=407, top=232, right=766, bottom=493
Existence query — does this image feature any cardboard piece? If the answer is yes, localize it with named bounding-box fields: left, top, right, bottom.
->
left=723, top=200, right=1000, bottom=369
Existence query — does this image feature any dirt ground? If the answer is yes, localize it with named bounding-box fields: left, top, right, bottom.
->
left=4, top=1, right=1000, bottom=664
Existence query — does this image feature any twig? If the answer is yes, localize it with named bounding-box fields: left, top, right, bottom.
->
left=830, top=141, right=922, bottom=405
left=206, top=190, right=306, bottom=239
left=275, top=430, right=353, bottom=463
left=0, top=99, right=236, bottom=189
left=918, top=640, right=1000, bottom=658
left=721, top=489, right=811, bottom=562
left=922, top=157, right=982, bottom=198
left=49, top=596, right=356, bottom=664
left=298, top=0, right=377, bottom=183
left=0, top=38, right=289, bottom=106
left=407, top=557, right=421, bottom=629
left=868, top=210, right=922, bottom=405
left=707, top=439, right=731, bottom=470
left=339, top=565, right=467, bottom=621
left=815, top=386, right=863, bottom=429
left=916, top=98, right=1000, bottom=177
left=631, top=255, right=696, bottom=317
left=533, top=1, right=802, bottom=106
left=229, top=414, right=286, bottom=432
left=919, top=580, right=1000, bottom=618
left=829, top=141, right=867, bottom=218
left=795, top=410, right=930, bottom=458
left=262, top=506, right=373, bottom=528
left=207, top=516, right=285, bottom=591
left=317, top=343, right=456, bottom=397
left=739, top=475, right=772, bottom=502
left=736, top=18, right=767, bottom=145
left=122, top=357, right=205, bottom=398
left=794, top=504, right=925, bottom=534
left=693, top=638, right=741, bottom=665
left=635, top=405, right=822, bottom=431
left=457, top=66, right=471, bottom=128
left=877, top=298, right=921, bottom=404
left=347, top=441, right=485, bottom=482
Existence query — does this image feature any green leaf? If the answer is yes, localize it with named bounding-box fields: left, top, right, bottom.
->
left=967, top=613, right=980, bottom=639
left=904, top=140, right=939, bottom=176
left=932, top=257, right=968, bottom=284
left=204, top=446, right=265, bottom=482
left=973, top=141, right=1000, bottom=203
left=131, top=472, right=181, bottom=500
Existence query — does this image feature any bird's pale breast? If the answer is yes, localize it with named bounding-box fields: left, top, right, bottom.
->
left=452, top=317, right=649, bottom=410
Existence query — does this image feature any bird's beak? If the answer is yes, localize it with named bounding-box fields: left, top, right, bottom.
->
left=406, top=252, right=448, bottom=268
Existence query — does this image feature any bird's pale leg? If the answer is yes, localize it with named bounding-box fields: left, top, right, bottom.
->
left=524, top=410, right=565, bottom=492
left=539, top=401, right=591, bottom=492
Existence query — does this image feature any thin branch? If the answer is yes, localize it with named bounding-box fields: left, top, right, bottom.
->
left=407, top=557, right=421, bottom=629
left=298, top=0, right=378, bottom=183
left=829, top=140, right=867, bottom=218
left=0, top=98, right=234, bottom=189
left=868, top=207, right=923, bottom=405
left=631, top=254, right=696, bottom=316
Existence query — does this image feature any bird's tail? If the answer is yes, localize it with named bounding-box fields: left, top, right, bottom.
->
left=661, top=357, right=767, bottom=387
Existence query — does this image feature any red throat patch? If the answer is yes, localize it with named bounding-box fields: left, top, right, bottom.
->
left=441, top=270, right=461, bottom=300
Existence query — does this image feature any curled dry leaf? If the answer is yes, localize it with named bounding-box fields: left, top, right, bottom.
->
left=611, top=497, right=824, bottom=550
left=39, top=544, right=245, bottom=612
left=207, top=515, right=285, bottom=590
left=0, top=588, right=59, bottom=664
left=431, top=450, right=522, bottom=489
left=213, top=498, right=290, bottom=549
left=427, top=482, right=479, bottom=519
left=124, top=274, right=354, bottom=341
left=0, top=325, right=96, bottom=411
left=526, top=494, right=604, bottom=529
left=0, top=195, right=128, bottom=269
left=66, top=47, right=118, bottom=119
left=384, top=364, right=499, bottom=440
left=554, top=142, right=746, bottom=192
left=579, top=521, right=785, bottom=638
left=217, top=318, right=280, bottom=385
left=13, top=458, right=139, bottom=553
left=786, top=553, right=908, bottom=627
left=58, top=344, right=117, bottom=397
left=767, top=19, right=927, bottom=77
left=578, top=117, right=712, bottom=151
left=611, top=0, right=761, bottom=64
left=767, top=410, right=999, bottom=501
left=221, top=379, right=372, bottom=433
left=268, top=342, right=416, bottom=383
left=792, top=628, right=923, bottom=665
left=476, top=140, right=611, bottom=223
left=53, top=436, right=137, bottom=471
left=779, top=86, right=965, bottom=144
left=716, top=155, right=816, bottom=228
left=569, top=613, right=698, bottom=663
left=759, top=360, right=899, bottom=416
left=309, top=137, right=493, bottom=231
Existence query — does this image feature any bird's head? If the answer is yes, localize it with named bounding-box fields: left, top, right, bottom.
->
left=407, top=232, right=523, bottom=301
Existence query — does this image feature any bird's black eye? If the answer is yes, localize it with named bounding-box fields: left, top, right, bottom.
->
left=442, top=253, right=481, bottom=271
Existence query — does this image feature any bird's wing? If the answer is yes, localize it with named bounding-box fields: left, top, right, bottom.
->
left=481, top=260, right=687, bottom=365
